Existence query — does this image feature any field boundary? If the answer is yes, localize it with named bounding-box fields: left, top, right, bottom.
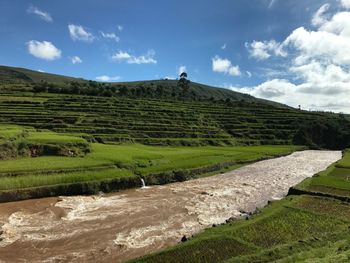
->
left=288, top=187, right=350, bottom=202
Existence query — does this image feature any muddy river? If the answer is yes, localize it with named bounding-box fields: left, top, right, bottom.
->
left=0, top=150, right=341, bottom=262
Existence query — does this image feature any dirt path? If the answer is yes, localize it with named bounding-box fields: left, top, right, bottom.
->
left=0, top=150, right=341, bottom=262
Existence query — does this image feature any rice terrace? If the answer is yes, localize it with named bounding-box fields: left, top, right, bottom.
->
left=1, top=1, right=350, bottom=262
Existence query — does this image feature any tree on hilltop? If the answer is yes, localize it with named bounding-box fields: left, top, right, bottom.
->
left=178, top=72, right=190, bottom=96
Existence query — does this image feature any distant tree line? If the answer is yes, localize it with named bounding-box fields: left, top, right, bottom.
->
left=32, top=77, right=204, bottom=101
left=293, top=114, right=350, bottom=150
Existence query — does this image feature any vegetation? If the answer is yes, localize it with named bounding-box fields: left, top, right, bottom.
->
left=0, top=135, right=299, bottom=201
left=1, top=66, right=350, bottom=149
left=0, top=125, right=90, bottom=160
left=292, top=149, right=350, bottom=199
left=293, top=117, right=350, bottom=150
left=134, top=151, right=350, bottom=262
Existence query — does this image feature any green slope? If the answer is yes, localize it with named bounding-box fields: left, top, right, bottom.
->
left=0, top=65, right=86, bottom=84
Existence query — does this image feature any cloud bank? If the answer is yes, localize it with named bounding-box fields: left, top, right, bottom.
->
left=235, top=2, right=350, bottom=113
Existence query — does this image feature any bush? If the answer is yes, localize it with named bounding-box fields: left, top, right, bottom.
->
left=293, top=118, right=350, bottom=150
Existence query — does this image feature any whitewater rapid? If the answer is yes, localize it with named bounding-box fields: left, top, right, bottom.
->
left=0, top=150, right=341, bottom=262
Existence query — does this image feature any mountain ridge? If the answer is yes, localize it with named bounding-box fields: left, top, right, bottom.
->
left=0, top=65, right=285, bottom=108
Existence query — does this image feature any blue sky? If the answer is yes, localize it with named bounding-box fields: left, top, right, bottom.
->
left=1, top=0, right=350, bottom=112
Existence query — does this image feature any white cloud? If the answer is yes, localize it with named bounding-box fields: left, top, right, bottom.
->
left=284, top=26, right=350, bottom=65
left=221, top=43, right=227, bottom=49
left=117, top=25, right=123, bottom=31
left=230, top=77, right=350, bottom=112
left=27, top=5, right=52, bottom=22
left=27, top=40, right=61, bottom=60
left=246, top=40, right=286, bottom=60
left=164, top=76, right=176, bottom=80
left=111, top=50, right=157, bottom=64
left=37, top=69, right=45, bottom=73
left=70, top=56, right=82, bottom=64
left=212, top=56, right=241, bottom=76
left=68, top=24, right=94, bottom=42
left=312, top=4, right=330, bottom=26
left=340, top=0, right=350, bottom=9
left=178, top=65, right=187, bottom=76
left=233, top=4, right=350, bottom=112
left=246, top=71, right=252, bottom=78
left=96, top=75, right=121, bottom=82
left=100, top=31, right=120, bottom=42
left=319, top=11, right=350, bottom=37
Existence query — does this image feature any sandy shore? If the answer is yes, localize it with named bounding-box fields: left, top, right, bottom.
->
left=0, top=150, right=341, bottom=262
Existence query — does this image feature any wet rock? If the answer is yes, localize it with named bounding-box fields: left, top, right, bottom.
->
left=225, top=217, right=235, bottom=223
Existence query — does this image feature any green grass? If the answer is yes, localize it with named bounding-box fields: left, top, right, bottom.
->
left=0, top=124, right=29, bottom=139
left=295, top=150, right=350, bottom=198
left=0, top=144, right=299, bottom=174
left=0, top=144, right=300, bottom=190
left=0, top=168, right=133, bottom=190
left=336, top=150, right=350, bottom=168
left=26, top=131, right=86, bottom=144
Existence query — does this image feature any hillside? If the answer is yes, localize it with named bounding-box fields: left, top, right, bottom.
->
left=0, top=65, right=280, bottom=104
left=1, top=65, right=348, bottom=149
left=0, top=65, right=87, bottom=84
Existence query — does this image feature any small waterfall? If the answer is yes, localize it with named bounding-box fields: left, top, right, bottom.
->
left=140, top=178, right=146, bottom=188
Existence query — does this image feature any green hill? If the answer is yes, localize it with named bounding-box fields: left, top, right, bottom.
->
left=0, top=65, right=348, bottom=148
left=0, top=65, right=280, bottom=105
left=0, top=65, right=86, bottom=84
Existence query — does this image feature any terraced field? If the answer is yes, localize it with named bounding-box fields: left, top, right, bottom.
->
left=0, top=91, right=337, bottom=147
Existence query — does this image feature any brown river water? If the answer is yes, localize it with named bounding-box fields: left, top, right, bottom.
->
left=0, top=150, right=341, bottom=262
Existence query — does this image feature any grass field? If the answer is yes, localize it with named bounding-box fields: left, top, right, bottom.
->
left=26, top=131, right=86, bottom=144
left=0, top=141, right=300, bottom=191
left=294, top=149, right=350, bottom=198
left=0, top=124, right=29, bottom=141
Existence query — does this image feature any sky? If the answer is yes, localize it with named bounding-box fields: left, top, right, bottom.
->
left=1, top=0, right=350, bottom=112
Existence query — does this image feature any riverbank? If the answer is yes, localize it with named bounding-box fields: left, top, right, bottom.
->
left=137, top=150, right=350, bottom=263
